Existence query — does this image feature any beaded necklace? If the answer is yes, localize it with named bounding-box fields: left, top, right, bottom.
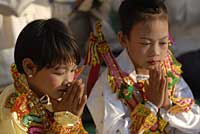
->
left=85, top=22, right=194, bottom=133
left=5, top=64, right=52, bottom=133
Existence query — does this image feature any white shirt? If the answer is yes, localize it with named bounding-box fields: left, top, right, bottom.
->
left=87, top=49, right=200, bottom=134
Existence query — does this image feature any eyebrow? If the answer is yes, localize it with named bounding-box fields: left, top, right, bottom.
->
left=54, top=66, right=66, bottom=70
left=54, top=64, right=77, bottom=70
left=140, top=36, right=169, bottom=40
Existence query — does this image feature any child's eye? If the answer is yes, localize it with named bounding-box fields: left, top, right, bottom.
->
left=159, top=42, right=168, bottom=45
left=54, top=69, right=66, bottom=75
left=70, top=66, right=77, bottom=73
left=70, top=69, right=75, bottom=72
left=140, top=42, right=151, bottom=46
left=70, top=68, right=77, bottom=73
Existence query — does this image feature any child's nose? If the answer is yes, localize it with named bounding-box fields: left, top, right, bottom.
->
left=62, top=80, right=69, bottom=86
left=67, top=75, right=74, bottom=82
left=151, top=43, right=160, bottom=56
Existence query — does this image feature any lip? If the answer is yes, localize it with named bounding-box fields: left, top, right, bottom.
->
left=147, top=60, right=160, bottom=65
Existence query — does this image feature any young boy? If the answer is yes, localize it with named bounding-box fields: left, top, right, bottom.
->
left=87, top=0, right=200, bottom=133
left=0, top=18, right=87, bottom=134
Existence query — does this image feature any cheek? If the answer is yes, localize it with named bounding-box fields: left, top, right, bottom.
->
left=128, top=45, right=148, bottom=66
left=131, top=45, right=148, bottom=59
left=160, top=45, right=168, bottom=59
left=47, top=75, right=62, bottom=88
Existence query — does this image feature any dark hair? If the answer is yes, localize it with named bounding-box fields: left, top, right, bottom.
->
left=119, top=0, right=168, bottom=36
left=14, top=18, right=80, bottom=74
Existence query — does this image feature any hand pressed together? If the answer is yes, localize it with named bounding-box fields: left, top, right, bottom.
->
left=51, top=79, right=87, bottom=117
left=145, top=66, right=170, bottom=109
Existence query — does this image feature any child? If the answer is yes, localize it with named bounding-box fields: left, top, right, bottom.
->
left=0, top=18, right=87, bottom=134
left=87, top=0, right=200, bottom=133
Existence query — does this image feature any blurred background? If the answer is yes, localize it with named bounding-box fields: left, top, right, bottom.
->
left=0, top=0, right=200, bottom=133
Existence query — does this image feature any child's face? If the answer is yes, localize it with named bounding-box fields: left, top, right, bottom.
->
left=121, top=19, right=169, bottom=70
left=29, top=63, right=77, bottom=100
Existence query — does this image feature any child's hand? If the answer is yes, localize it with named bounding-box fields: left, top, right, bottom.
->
left=145, top=66, right=168, bottom=108
left=162, top=78, right=170, bottom=110
left=51, top=79, right=87, bottom=117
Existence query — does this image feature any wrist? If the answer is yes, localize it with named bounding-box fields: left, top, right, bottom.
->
left=145, top=101, right=158, bottom=115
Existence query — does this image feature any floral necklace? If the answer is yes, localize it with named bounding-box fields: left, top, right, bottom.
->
left=84, top=22, right=194, bottom=133
left=5, top=64, right=53, bottom=134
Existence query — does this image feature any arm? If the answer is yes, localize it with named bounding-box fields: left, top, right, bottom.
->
left=160, top=77, right=200, bottom=133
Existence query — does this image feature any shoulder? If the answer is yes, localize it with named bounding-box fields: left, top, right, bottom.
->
left=0, top=84, right=15, bottom=119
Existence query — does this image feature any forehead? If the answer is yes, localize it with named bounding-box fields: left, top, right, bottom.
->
left=130, top=19, right=169, bottom=40
left=53, top=62, right=76, bottom=68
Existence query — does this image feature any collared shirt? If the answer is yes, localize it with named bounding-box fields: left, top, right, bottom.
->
left=87, top=49, right=200, bottom=134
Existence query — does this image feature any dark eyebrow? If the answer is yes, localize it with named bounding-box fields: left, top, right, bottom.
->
left=160, top=36, right=168, bottom=40
left=53, top=65, right=67, bottom=70
left=140, top=36, right=168, bottom=40
left=53, top=63, right=77, bottom=70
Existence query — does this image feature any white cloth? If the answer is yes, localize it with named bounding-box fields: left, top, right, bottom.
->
left=87, top=49, right=200, bottom=134
left=0, top=1, right=51, bottom=90
left=165, top=0, right=200, bottom=56
left=0, top=0, right=34, bottom=16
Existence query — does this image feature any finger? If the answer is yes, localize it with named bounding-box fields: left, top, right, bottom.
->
left=149, top=69, right=156, bottom=93
left=78, top=83, right=84, bottom=103
left=159, top=77, right=166, bottom=97
left=72, top=79, right=83, bottom=103
left=149, top=69, right=152, bottom=83
left=144, top=80, right=149, bottom=92
left=158, top=68, right=163, bottom=89
left=77, top=95, right=87, bottom=117
left=63, top=80, right=78, bottom=103
left=164, top=76, right=168, bottom=97
left=61, top=82, right=74, bottom=103
left=158, top=65, right=162, bottom=80
left=61, top=82, right=73, bottom=99
left=74, top=83, right=84, bottom=108
left=152, top=68, right=158, bottom=89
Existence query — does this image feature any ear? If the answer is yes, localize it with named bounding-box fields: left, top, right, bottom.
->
left=22, top=58, right=38, bottom=77
left=118, top=31, right=129, bottom=48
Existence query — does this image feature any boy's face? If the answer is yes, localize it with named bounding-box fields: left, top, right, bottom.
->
left=121, top=19, right=169, bottom=70
left=28, top=63, right=77, bottom=100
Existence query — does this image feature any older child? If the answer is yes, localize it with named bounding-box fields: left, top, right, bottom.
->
left=0, top=18, right=87, bottom=134
left=87, top=0, right=200, bottom=133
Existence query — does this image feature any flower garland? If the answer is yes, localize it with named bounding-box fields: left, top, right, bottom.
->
left=5, top=64, right=87, bottom=134
left=5, top=64, right=51, bottom=133
left=85, top=22, right=194, bottom=133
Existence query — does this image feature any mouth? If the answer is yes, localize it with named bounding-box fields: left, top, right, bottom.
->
left=147, top=60, right=160, bottom=65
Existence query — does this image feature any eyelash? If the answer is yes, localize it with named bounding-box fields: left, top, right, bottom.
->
left=70, top=69, right=76, bottom=72
left=140, top=42, right=168, bottom=46
left=141, top=43, right=151, bottom=46
left=159, top=42, right=168, bottom=45
left=55, top=72, right=65, bottom=75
